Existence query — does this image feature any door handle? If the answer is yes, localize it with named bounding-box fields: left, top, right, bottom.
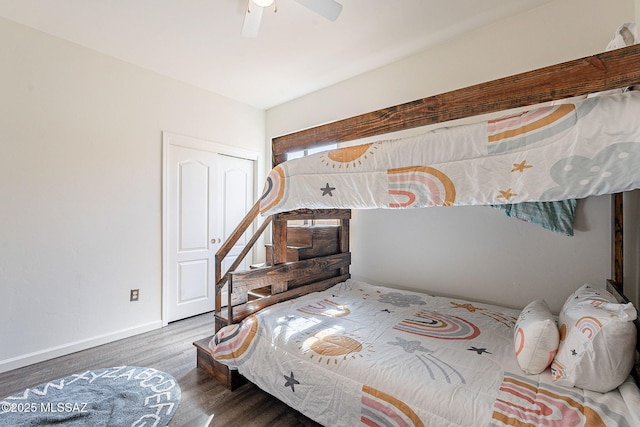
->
left=211, top=238, right=221, bottom=244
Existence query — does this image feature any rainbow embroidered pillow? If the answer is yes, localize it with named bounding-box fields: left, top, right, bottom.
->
left=209, top=315, right=260, bottom=369
left=514, top=299, right=559, bottom=374
left=551, top=284, right=637, bottom=392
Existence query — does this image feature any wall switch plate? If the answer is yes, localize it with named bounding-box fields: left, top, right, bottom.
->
left=130, top=289, right=139, bottom=301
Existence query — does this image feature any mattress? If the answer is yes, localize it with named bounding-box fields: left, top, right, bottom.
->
left=210, top=280, right=638, bottom=426
left=260, top=91, right=640, bottom=216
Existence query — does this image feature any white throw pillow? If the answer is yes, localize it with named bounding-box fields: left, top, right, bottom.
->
left=551, top=284, right=637, bottom=393
left=514, top=299, right=559, bottom=374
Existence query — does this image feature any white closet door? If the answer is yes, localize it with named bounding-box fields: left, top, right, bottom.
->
left=164, top=134, right=255, bottom=323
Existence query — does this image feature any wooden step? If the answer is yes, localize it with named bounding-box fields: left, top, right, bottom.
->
left=193, top=336, right=246, bottom=390
left=265, top=225, right=341, bottom=264
left=264, top=244, right=300, bottom=264
left=247, top=285, right=271, bottom=300
left=286, top=226, right=315, bottom=247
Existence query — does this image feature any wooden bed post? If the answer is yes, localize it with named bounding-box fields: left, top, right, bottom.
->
left=272, top=215, right=287, bottom=266
left=339, top=218, right=350, bottom=276
left=612, top=192, right=624, bottom=293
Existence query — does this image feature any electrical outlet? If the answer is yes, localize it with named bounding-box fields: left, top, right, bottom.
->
left=130, top=289, right=139, bottom=302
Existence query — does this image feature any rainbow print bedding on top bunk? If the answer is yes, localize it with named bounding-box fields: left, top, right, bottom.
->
left=209, top=280, right=640, bottom=427
left=260, top=91, right=640, bottom=224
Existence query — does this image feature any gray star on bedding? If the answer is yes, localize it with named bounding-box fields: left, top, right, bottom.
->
left=284, top=372, right=300, bottom=392
left=468, top=346, right=492, bottom=355
left=388, top=336, right=431, bottom=354
left=321, top=183, right=335, bottom=196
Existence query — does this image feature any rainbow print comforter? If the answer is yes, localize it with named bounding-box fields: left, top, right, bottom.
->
left=209, top=280, right=639, bottom=426
left=260, top=91, right=640, bottom=216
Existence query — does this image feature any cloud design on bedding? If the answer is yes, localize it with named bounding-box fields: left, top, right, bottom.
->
left=378, top=292, right=427, bottom=307
left=541, top=142, right=640, bottom=200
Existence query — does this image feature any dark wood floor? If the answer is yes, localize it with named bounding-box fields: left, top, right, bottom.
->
left=0, top=313, right=321, bottom=427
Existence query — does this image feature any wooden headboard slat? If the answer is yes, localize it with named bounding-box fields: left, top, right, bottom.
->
left=272, top=43, right=640, bottom=165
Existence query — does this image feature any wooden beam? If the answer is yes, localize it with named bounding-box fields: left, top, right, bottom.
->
left=339, top=218, right=350, bottom=276
left=339, top=218, right=350, bottom=254
left=216, top=215, right=273, bottom=293
left=611, top=193, right=624, bottom=291
left=230, top=252, right=351, bottom=293
left=221, top=274, right=351, bottom=324
left=273, top=44, right=640, bottom=161
left=271, top=216, right=287, bottom=265
left=277, top=208, right=351, bottom=221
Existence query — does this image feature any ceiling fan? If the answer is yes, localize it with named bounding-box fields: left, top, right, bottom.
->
left=242, top=0, right=343, bottom=38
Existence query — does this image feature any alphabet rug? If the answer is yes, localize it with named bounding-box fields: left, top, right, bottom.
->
left=0, top=366, right=180, bottom=426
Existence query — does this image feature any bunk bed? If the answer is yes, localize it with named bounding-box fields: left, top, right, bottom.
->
left=195, top=42, right=640, bottom=426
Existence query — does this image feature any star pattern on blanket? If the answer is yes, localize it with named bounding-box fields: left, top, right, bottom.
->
left=284, top=372, right=300, bottom=392
left=498, top=188, right=518, bottom=200
left=511, top=160, right=533, bottom=173
left=388, top=336, right=432, bottom=354
left=321, top=183, right=336, bottom=196
left=468, top=346, right=492, bottom=355
left=450, top=302, right=485, bottom=312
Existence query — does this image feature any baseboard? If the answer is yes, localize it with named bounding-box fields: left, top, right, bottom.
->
left=0, top=320, right=163, bottom=374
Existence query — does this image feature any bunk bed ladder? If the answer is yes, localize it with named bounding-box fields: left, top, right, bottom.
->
left=195, top=198, right=352, bottom=389
left=214, top=206, right=351, bottom=329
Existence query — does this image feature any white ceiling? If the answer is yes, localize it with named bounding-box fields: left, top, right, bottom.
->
left=0, top=0, right=552, bottom=109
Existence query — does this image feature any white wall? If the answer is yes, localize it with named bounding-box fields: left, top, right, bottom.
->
left=0, top=17, right=265, bottom=372
left=267, top=0, right=637, bottom=313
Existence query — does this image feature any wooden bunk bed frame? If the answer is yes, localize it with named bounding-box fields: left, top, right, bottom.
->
left=194, top=43, right=640, bottom=390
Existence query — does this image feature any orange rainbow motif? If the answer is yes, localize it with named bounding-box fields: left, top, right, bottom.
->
left=394, top=310, right=480, bottom=340
left=211, top=315, right=259, bottom=362
left=487, top=104, right=576, bottom=154
left=361, top=385, right=424, bottom=427
left=387, top=166, right=456, bottom=208
left=260, top=165, right=286, bottom=214
left=550, top=360, right=565, bottom=382
left=492, top=373, right=612, bottom=426
left=574, top=316, right=603, bottom=339
left=514, top=328, right=526, bottom=357
left=515, top=328, right=557, bottom=366
left=297, top=299, right=351, bottom=317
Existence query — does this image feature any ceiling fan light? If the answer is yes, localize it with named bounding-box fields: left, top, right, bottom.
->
left=252, top=0, right=274, bottom=7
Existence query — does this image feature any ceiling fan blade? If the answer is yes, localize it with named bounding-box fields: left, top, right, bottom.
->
left=241, top=2, right=264, bottom=38
left=294, top=0, right=342, bottom=21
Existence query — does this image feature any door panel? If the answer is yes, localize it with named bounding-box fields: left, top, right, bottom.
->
left=179, top=160, right=209, bottom=251
left=178, top=259, right=208, bottom=302
left=219, top=155, right=254, bottom=305
left=167, top=145, right=218, bottom=322
left=164, top=135, right=255, bottom=323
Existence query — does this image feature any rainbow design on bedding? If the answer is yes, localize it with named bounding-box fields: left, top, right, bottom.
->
left=297, top=299, right=351, bottom=317
left=259, top=92, right=640, bottom=223
left=209, top=315, right=259, bottom=367
left=209, top=280, right=638, bottom=426
left=393, top=310, right=480, bottom=340
left=574, top=316, right=603, bottom=338
left=260, top=165, right=286, bottom=214
left=487, top=104, right=576, bottom=154
left=361, top=385, right=424, bottom=427
left=387, top=166, right=456, bottom=208
left=491, top=373, right=629, bottom=427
